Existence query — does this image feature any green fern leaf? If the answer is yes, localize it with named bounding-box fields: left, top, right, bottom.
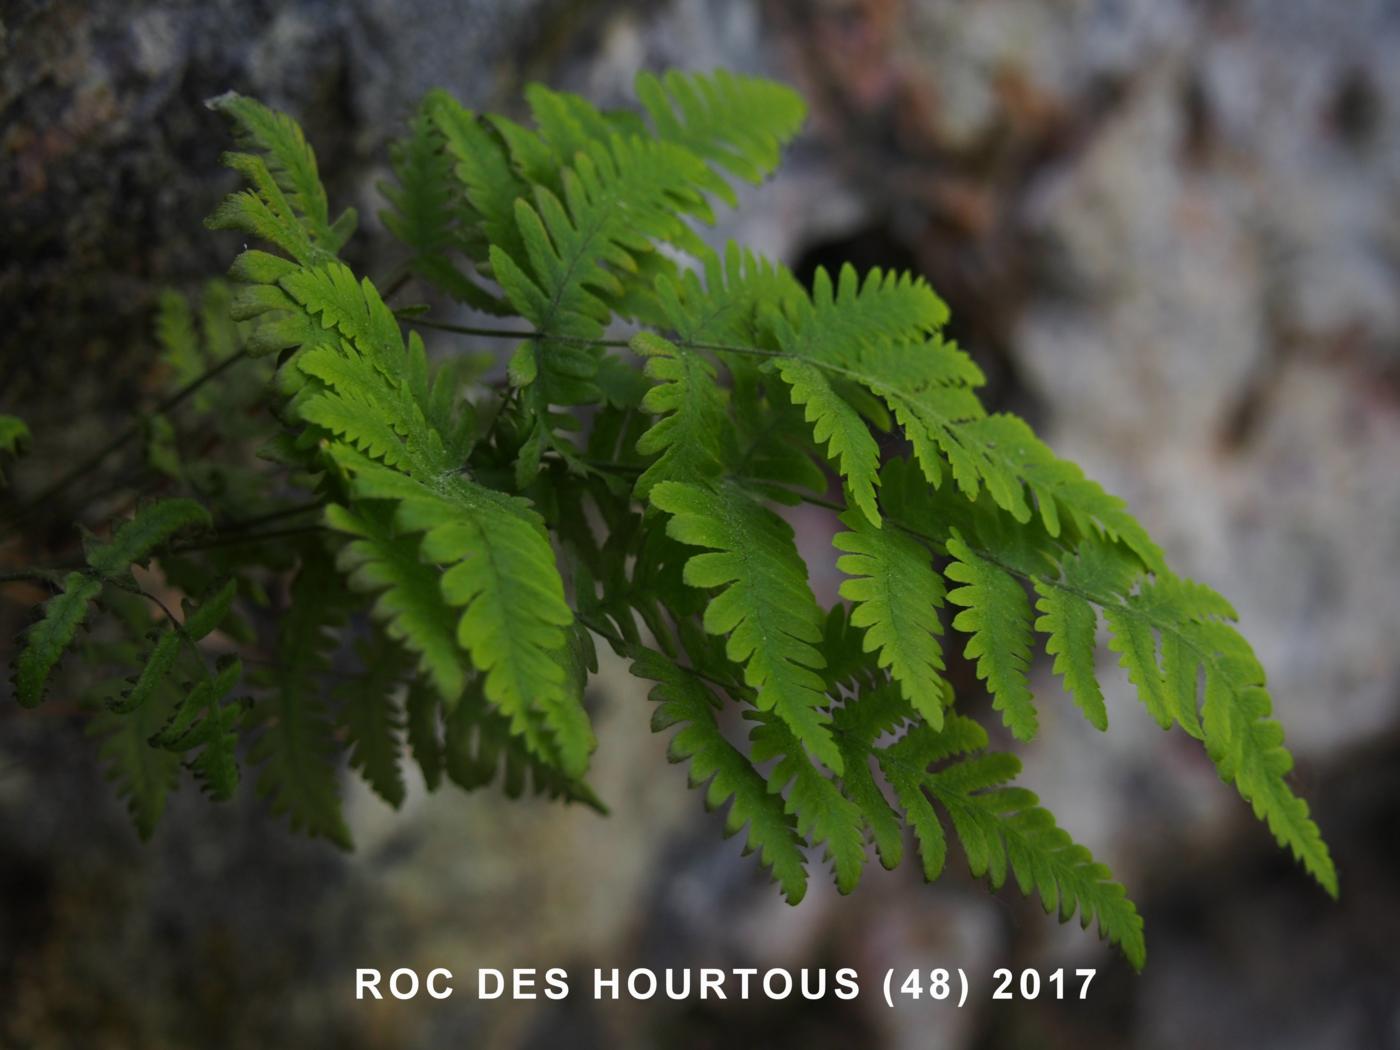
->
left=15, top=500, right=211, bottom=707
left=15, top=573, right=103, bottom=708
left=325, top=501, right=465, bottom=703
left=1198, top=625, right=1337, bottom=897
left=654, top=241, right=805, bottom=346
left=636, top=69, right=806, bottom=205
left=831, top=683, right=915, bottom=869
left=833, top=510, right=949, bottom=726
left=109, top=578, right=238, bottom=716
left=1034, top=585, right=1107, bottom=731
left=429, top=93, right=531, bottom=271
left=775, top=263, right=949, bottom=366
left=750, top=713, right=867, bottom=893
left=773, top=357, right=881, bottom=525
left=380, top=94, right=490, bottom=307
left=83, top=498, right=212, bottom=578
left=330, top=445, right=591, bottom=777
left=933, top=749, right=1145, bottom=968
left=962, top=415, right=1165, bottom=573
left=443, top=676, right=604, bottom=809
left=877, top=715, right=990, bottom=881
left=633, top=649, right=808, bottom=902
left=1030, top=542, right=1139, bottom=732
left=206, top=91, right=355, bottom=255
left=149, top=654, right=245, bottom=802
left=877, top=716, right=1145, bottom=967
left=1103, top=603, right=1173, bottom=730
left=1022, top=548, right=1335, bottom=896
left=488, top=133, right=710, bottom=403
left=650, top=480, right=842, bottom=774
left=944, top=531, right=1038, bottom=740
left=631, top=331, right=731, bottom=497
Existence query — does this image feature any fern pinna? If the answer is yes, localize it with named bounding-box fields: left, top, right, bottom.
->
left=0, top=69, right=1335, bottom=969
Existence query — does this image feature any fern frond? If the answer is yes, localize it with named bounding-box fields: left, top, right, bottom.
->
left=278, top=263, right=406, bottom=376
left=83, top=498, right=212, bottom=578
left=879, top=716, right=1145, bottom=968
left=633, top=649, right=808, bottom=902
left=325, top=501, right=465, bottom=703
left=1030, top=541, right=1139, bottom=732
left=330, top=445, right=591, bottom=777
left=109, top=578, right=238, bottom=716
left=206, top=91, right=355, bottom=258
left=1013, top=539, right=1335, bottom=895
left=833, top=510, right=949, bottom=726
left=429, top=93, right=531, bottom=271
left=1198, top=620, right=1337, bottom=896
left=958, top=415, right=1165, bottom=573
left=775, top=262, right=949, bottom=366
left=442, top=675, right=604, bottom=810
left=655, top=241, right=805, bottom=346
left=831, top=683, right=915, bottom=869
left=932, top=750, right=1145, bottom=969
left=944, top=530, right=1038, bottom=740
left=636, top=69, right=806, bottom=205
left=877, top=714, right=989, bottom=881
left=772, top=357, right=881, bottom=525
left=650, top=480, right=842, bottom=774
left=18, top=71, right=1325, bottom=965
left=525, top=84, right=639, bottom=170
left=750, top=712, right=867, bottom=893
left=631, top=331, right=731, bottom=498
left=14, top=573, right=103, bottom=708
left=489, top=133, right=710, bottom=403
left=754, top=262, right=1162, bottom=571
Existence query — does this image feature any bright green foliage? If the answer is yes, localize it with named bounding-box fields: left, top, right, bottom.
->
left=332, top=447, right=591, bottom=777
left=751, top=711, right=867, bottom=892
left=944, top=530, right=1038, bottom=740
left=773, top=357, right=881, bottom=524
left=635, top=649, right=807, bottom=902
left=636, top=69, right=806, bottom=204
left=833, top=510, right=948, bottom=727
left=651, top=479, right=841, bottom=774
left=205, top=91, right=356, bottom=262
left=325, top=501, right=465, bottom=703
left=1, top=69, right=1335, bottom=968
left=631, top=331, right=731, bottom=497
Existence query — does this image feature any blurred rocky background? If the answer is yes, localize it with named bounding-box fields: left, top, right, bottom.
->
left=3, top=0, right=1399, bottom=1046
